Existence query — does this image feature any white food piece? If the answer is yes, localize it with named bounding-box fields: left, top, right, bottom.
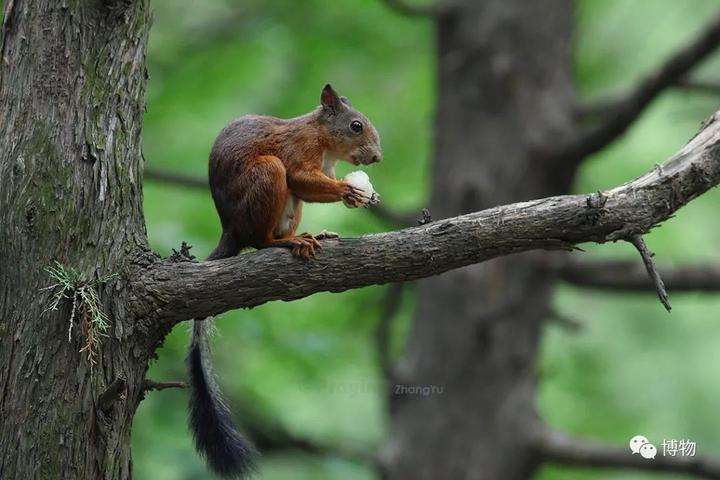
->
left=343, top=171, right=380, bottom=208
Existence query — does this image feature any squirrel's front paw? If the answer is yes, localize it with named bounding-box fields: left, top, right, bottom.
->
left=342, top=184, right=366, bottom=208
left=342, top=171, right=380, bottom=208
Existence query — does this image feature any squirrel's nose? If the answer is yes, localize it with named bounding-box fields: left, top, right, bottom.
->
left=371, top=154, right=381, bottom=163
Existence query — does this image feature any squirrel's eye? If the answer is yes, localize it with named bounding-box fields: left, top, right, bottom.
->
left=350, top=121, right=363, bottom=133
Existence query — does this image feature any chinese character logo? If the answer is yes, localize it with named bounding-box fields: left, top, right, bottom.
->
left=662, top=439, right=697, bottom=457
left=630, top=435, right=696, bottom=460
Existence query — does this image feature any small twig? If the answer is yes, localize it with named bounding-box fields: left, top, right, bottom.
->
left=628, top=235, right=671, bottom=312
left=98, top=377, right=127, bottom=413
left=143, top=379, right=188, bottom=392
left=417, top=208, right=432, bottom=225
left=68, top=292, right=78, bottom=342
left=169, top=241, right=196, bottom=262
left=537, top=428, right=720, bottom=479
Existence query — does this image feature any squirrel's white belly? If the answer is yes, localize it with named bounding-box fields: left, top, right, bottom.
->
left=321, top=156, right=337, bottom=178
left=275, top=194, right=298, bottom=237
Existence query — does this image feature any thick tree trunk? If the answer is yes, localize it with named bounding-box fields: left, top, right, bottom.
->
left=385, top=1, right=576, bottom=479
left=0, top=1, right=151, bottom=479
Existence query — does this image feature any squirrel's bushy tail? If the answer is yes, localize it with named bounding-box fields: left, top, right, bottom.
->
left=188, top=318, right=256, bottom=478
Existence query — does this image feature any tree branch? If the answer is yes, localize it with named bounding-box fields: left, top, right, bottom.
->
left=538, top=429, right=720, bottom=479
left=577, top=77, right=720, bottom=121
left=555, top=258, right=720, bottom=292
left=136, top=112, right=720, bottom=327
left=676, top=78, right=720, bottom=95
left=144, top=167, right=207, bottom=190
left=235, top=401, right=376, bottom=465
left=546, top=12, right=720, bottom=164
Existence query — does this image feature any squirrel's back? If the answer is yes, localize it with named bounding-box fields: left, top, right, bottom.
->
left=210, top=115, right=281, bottom=171
left=209, top=113, right=322, bottom=182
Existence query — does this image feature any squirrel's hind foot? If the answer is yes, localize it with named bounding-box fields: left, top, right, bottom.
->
left=291, top=233, right=322, bottom=259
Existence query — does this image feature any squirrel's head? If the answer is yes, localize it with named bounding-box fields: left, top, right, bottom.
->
left=318, top=84, right=382, bottom=166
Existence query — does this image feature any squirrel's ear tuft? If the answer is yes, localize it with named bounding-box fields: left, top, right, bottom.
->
left=321, top=84, right=342, bottom=113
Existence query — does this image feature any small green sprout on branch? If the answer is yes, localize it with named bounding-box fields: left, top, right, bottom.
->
left=42, top=262, right=117, bottom=368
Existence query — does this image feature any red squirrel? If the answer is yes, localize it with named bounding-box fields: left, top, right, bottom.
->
left=206, top=83, right=382, bottom=260
left=188, top=84, right=383, bottom=479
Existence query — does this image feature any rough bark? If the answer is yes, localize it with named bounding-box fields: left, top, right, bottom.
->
left=383, top=2, right=577, bottom=479
left=0, top=1, right=151, bottom=479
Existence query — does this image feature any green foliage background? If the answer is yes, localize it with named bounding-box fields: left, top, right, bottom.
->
left=3, top=0, right=719, bottom=478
